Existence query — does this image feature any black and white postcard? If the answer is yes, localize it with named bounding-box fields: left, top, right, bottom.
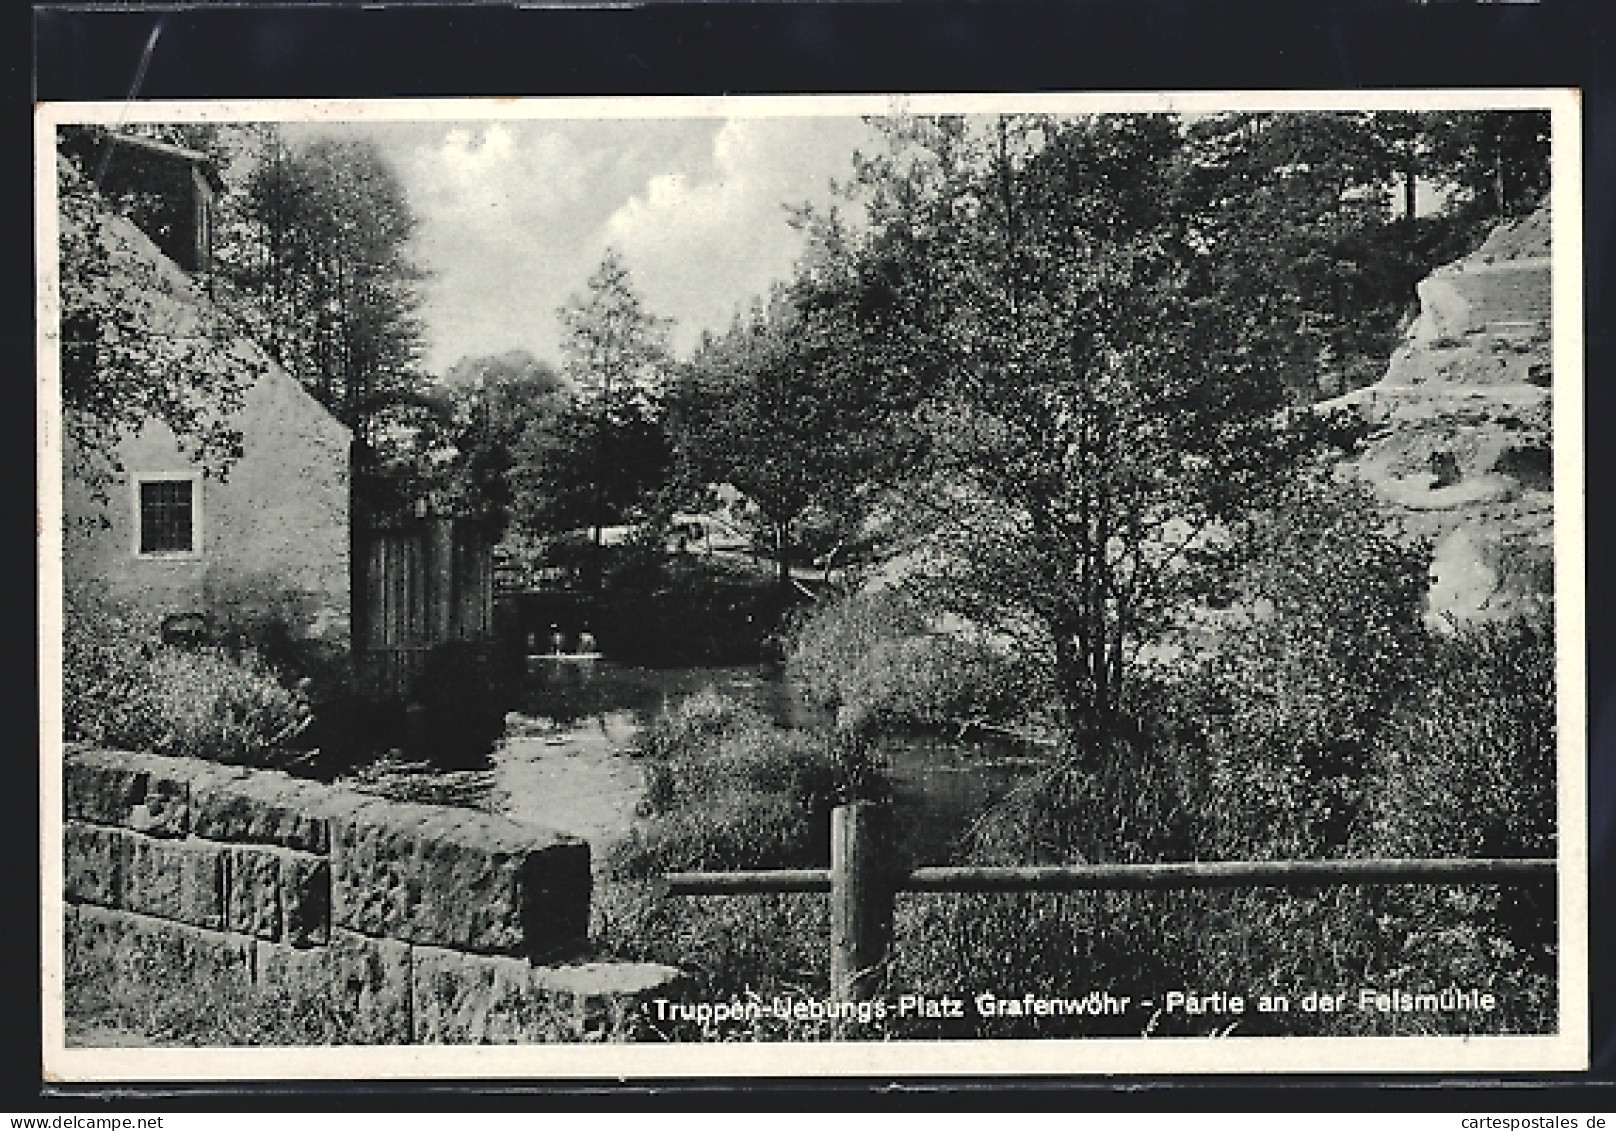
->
left=36, top=89, right=1588, bottom=1080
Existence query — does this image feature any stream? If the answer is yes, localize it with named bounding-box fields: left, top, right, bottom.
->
left=353, top=658, right=1053, bottom=865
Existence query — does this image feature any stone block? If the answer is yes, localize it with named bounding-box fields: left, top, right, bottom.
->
left=332, top=799, right=590, bottom=959
left=531, top=962, right=687, bottom=1042
left=412, top=947, right=684, bottom=1043
left=259, top=930, right=410, bottom=1044
left=63, top=756, right=143, bottom=826
left=411, top=946, right=571, bottom=1044
left=66, top=903, right=253, bottom=997
left=227, top=845, right=282, bottom=941
left=64, top=821, right=121, bottom=908
left=225, top=845, right=329, bottom=945
left=191, top=767, right=334, bottom=854
left=140, top=762, right=193, bottom=836
left=119, top=833, right=226, bottom=930
left=63, top=747, right=190, bottom=837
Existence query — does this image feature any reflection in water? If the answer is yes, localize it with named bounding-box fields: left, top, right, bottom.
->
left=488, top=660, right=1050, bottom=864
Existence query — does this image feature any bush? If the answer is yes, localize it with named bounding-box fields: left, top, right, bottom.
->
left=63, top=590, right=311, bottom=766
left=610, top=692, right=875, bottom=880
left=1166, top=475, right=1432, bottom=857
left=1366, top=615, right=1555, bottom=858
left=62, top=594, right=161, bottom=751
left=598, top=691, right=863, bottom=1030
left=786, top=588, right=1030, bottom=734
left=611, top=790, right=815, bottom=879
left=138, top=647, right=311, bottom=762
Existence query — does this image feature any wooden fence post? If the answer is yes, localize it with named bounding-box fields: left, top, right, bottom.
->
left=830, top=801, right=896, bottom=1008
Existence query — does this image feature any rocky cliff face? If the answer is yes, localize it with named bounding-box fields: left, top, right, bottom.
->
left=1329, top=202, right=1554, bottom=626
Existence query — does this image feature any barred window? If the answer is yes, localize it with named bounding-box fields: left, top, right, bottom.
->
left=137, top=478, right=196, bottom=554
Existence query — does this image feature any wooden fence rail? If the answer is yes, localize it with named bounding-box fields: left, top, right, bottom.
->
left=662, top=802, right=1557, bottom=1005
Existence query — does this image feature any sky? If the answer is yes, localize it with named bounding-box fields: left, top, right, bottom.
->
left=289, top=116, right=881, bottom=376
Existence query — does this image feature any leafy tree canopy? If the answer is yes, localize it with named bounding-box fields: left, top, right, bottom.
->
left=55, top=148, right=263, bottom=497
left=510, top=250, right=675, bottom=567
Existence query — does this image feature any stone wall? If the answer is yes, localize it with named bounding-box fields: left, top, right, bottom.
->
left=62, top=746, right=681, bottom=1043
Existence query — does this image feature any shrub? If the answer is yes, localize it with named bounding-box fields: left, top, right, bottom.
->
left=62, top=593, right=162, bottom=751
left=63, top=590, right=311, bottom=766
left=786, top=588, right=1029, bottom=734
left=611, top=692, right=875, bottom=880
left=1366, top=614, right=1555, bottom=859
left=138, top=647, right=312, bottom=763
left=1166, top=475, right=1432, bottom=857
left=611, top=790, right=814, bottom=879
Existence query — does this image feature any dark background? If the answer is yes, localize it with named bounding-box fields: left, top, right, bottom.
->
left=13, top=0, right=1615, bottom=1110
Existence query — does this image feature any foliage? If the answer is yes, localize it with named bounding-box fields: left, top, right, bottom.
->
left=777, top=109, right=1550, bottom=754
left=608, top=691, right=885, bottom=879
left=594, top=626, right=1555, bottom=1038
left=591, top=485, right=1552, bottom=1041
left=1425, top=110, right=1552, bottom=223
left=226, top=130, right=429, bottom=470
left=887, top=614, right=1557, bottom=1038
left=1178, top=110, right=1549, bottom=399
left=801, top=114, right=1339, bottom=749
left=592, top=885, right=833, bottom=1041
left=511, top=399, right=673, bottom=538
left=677, top=276, right=923, bottom=588
left=63, top=591, right=311, bottom=766
left=1165, top=472, right=1432, bottom=857
left=786, top=588, right=1031, bottom=734
left=559, top=247, right=673, bottom=412
left=1366, top=615, right=1556, bottom=859
left=595, top=692, right=882, bottom=1037
left=55, top=148, right=260, bottom=495
left=511, top=250, right=677, bottom=580
left=416, top=351, right=568, bottom=535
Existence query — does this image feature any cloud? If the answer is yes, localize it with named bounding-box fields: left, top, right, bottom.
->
left=334, top=117, right=873, bottom=373
left=398, top=123, right=619, bottom=372
left=601, top=117, right=871, bottom=351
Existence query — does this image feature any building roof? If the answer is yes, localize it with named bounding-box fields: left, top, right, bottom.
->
left=96, top=130, right=226, bottom=193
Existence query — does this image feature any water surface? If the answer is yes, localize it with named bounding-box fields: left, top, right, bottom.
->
left=489, top=659, right=1050, bottom=864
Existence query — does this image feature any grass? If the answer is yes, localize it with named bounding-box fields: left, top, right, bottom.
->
left=63, top=941, right=358, bottom=1047
left=61, top=590, right=1558, bottom=1045
left=588, top=610, right=1559, bottom=1041
left=785, top=587, right=1030, bottom=735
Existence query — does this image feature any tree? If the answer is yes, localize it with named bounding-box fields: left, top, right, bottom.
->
left=227, top=131, right=428, bottom=474
left=510, top=400, right=671, bottom=538
left=55, top=146, right=263, bottom=497
left=678, top=276, right=922, bottom=589
left=515, top=250, right=674, bottom=582
left=805, top=114, right=1342, bottom=752
left=415, top=350, right=567, bottom=536
left=1426, top=110, right=1552, bottom=221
